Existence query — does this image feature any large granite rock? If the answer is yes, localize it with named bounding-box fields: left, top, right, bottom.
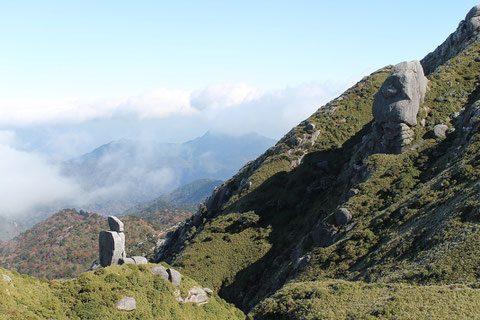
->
left=373, top=61, right=427, bottom=127
left=422, top=5, right=480, bottom=75
left=151, top=266, right=169, bottom=280
left=99, top=231, right=125, bottom=267
left=372, top=61, right=427, bottom=153
left=167, top=268, right=182, bottom=286
left=108, top=216, right=124, bottom=232
left=115, top=296, right=136, bottom=311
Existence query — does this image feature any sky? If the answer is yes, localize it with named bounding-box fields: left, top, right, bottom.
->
left=0, top=1, right=479, bottom=218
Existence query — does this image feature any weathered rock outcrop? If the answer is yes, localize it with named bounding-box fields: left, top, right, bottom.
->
left=99, top=216, right=147, bottom=267
left=99, top=217, right=126, bottom=267
left=372, top=61, right=427, bottom=153
left=422, top=5, right=480, bottom=74
left=433, top=124, right=449, bottom=139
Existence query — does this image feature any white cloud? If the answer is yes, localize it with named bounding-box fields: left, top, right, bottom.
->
left=191, top=83, right=262, bottom=110
left=0, top=81, right=351, bottom=131
left=0, top=131, right=81, bottom=217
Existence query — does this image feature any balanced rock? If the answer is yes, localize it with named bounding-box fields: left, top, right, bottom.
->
left=433, top=124, right=449, bottom=139
left=151, top=266, right=169, bottom=280
left=167, top=268, right=182, bottom=286
left=108, top=216, right=124, bottom=232
left=115, top=296, right=136, bottom=311
left=334, top=208, right=352, bottom=226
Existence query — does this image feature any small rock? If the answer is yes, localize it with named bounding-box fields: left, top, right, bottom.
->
left=115, top=297, right=136, bottom=311
left=433, top=124, right=449, bottom=139
left=334, top=208, right=352, bottom=226
left=150, top=266, right=169, bottom=281
left=108, top=216, right=124, bottom=232
left=305, top=121, right=316, bottom=131
left=2, top=274, right=12, bottom=283
left=184, top=287, right=208, bottom=304
left=132, top=256, right=148, bottom=265
left=120, top=258, right=136, bottom=265
left=167, top=268, right=182, bottom=286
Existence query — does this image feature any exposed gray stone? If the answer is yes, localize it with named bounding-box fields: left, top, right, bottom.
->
left=108, top=216, right=124, bottom=232
left=311, top=222, right=337, bottom=247
left=115, top=296, right=136, bottom=311
left=371, top=61, right=427, bottom=154
left=99, top=231, right=125, bottom=267
left=2, top=274, right=12, bottom=283
left=150, top=266, right=169, bottom=280
left=132, top=256, right=148, bottom=265
left=167, top=268, right=182, bottom=286
left=433, top=124, right=449, bottom=139
left=184, top=287, right=208, bottom=304
left=373, top=61, right=427, bottom=127
left=119, top=257, right=135, bottom=265
left=334, top=208, right=352, bottom=226
left=422, top=5, right=480, bottom=75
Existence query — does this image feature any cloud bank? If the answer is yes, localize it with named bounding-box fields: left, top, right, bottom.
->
left=0, top=81, right=348, bottom=131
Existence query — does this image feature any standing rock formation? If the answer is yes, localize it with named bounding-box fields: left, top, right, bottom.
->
left=372, top=61, right=427, bottom=153
left=99, top=216, right=126, bottom=267
left=99, top=216, right=147, bottom=267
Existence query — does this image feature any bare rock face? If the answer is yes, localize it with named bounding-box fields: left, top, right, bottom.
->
left=150, top=266, right=169, bottom=280
left=108, top=216, right=124, bottom=232
left=167, top=268, right=182, bottom=286
left=184, top=287, right=208, bottom=304
left=115, top=296, right=136, bottom=311
left=372, top=61, right=427, bottom=153
left=433, top=124, right=449, bottom=139
left=422, top=5, right=480, bottom=75
left=99, top=231, right=125, bottom=267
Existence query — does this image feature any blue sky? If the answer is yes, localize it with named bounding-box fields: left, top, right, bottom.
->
left=0, top=1, right=477, bottom=99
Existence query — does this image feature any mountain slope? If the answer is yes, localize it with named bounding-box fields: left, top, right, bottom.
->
left=155, top=5, right=480, bottom=315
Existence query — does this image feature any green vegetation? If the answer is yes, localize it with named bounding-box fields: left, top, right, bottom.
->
left=250, top=280, right=480, bottom=320
left=0, top=264, right=244, bottom=320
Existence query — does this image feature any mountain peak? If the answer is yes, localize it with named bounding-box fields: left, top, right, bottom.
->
left=421, top=4, right=480, bottom=74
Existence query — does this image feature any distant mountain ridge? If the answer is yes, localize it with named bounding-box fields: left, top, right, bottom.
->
left=61, top=131, right=275, bottom=215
